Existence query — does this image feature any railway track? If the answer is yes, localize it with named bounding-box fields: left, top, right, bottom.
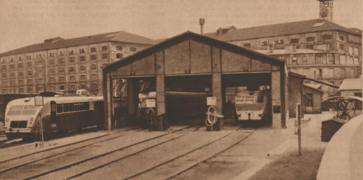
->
left=0, top=124, right=251, bottom=180
left=0, top=126, right=114, bottom=150
left=0, top=125, right=200, bottom=179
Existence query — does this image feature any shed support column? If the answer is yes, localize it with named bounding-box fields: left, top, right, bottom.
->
left=103, top=72, right=112, bottom=131
left=271, top=71, right=282, bottom=128
left=156, top=75, right=167, bottom=131
left=127, top=79, right=135, bottom=116
left=211, top=72, right=224, bottom=131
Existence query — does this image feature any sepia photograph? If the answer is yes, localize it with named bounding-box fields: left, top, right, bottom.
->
left=0, top=0, right=362, bottom=179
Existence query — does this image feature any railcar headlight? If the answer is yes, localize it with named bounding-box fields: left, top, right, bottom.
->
left=5, top=118, right=9, bottom=122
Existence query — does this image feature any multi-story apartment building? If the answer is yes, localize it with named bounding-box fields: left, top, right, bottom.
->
left=206, top=0, right=362, bottom=98
left=0, top=31, right=155, bottom=95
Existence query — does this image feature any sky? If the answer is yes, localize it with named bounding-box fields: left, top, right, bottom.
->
left=0, top=0, right=361, bottom=54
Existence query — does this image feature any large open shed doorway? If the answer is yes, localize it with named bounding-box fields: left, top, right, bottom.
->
left=112, top=77, right=156, bottom=128
left=222, top=73, right=272, bottom=126
left=164, top=75, right=212, bottom=125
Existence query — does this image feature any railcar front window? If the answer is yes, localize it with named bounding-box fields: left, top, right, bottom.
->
left=7, top=105, right=38, bottom=115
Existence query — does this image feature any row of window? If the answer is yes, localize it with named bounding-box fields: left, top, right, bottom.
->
left=1, top=45, right=134, bottom=63
left=1, top=63, right=105, bottom=78
left=2, top=75, right=99, bottom=86
left=240, top=34, right=352, bottom=48
left=2, top=83, right=99, bottom=94
left=275, top=54, right=360, bottom=66
left=56, top=102, right=90, bottom=113
left=2, top=56, right=111, bottom=70
left=290, top=67, right=358, bottom=79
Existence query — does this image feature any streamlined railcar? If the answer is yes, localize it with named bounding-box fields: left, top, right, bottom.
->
left=4, top=96, right=104, bottom=140
left=234, top=86, right=271, bottom=122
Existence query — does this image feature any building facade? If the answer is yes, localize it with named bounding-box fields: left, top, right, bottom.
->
left=206, top=1, right=362, bottom=99
left=0, top=31, right=155, bottom=95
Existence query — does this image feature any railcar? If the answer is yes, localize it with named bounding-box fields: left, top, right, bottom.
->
left=234, top=86, right=271, bottom=122
left=137, top=91, right=210, bottom=126
left=4, top=96, right=104, bottom=140
left=0, top=94, right=37, bottom=123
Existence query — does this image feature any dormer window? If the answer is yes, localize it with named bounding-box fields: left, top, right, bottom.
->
left=290, top=39, right=299, bottom=44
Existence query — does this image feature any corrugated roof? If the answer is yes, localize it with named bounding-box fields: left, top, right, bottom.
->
left=339, top=78, right=362, bottom=91
left=0, top=31, right=155, bottom=57
left=205, top=19, right=361, bottom=41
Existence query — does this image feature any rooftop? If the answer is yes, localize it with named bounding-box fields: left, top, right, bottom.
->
left=205, top=19, right=362, bottom=42
left=0, top=31, right=156, bottom=57
left=339, top=78, right=362, bottom=91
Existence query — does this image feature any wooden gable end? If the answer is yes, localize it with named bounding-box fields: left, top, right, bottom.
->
left=111, top=54, right=156, bottom=76
left=164, top=39, right=212, bottom=75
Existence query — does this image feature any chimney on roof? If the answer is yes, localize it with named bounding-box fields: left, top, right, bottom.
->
left=199, top=18, right=205, bottom=35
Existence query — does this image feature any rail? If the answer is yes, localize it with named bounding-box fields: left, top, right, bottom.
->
left=317, top=114, right=363, bottom=180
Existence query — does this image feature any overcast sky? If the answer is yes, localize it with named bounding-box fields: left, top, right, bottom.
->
left=0, top=0, right=361, bottom=54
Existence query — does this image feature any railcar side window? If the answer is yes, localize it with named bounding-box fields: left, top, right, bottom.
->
left=69, top=103, right=74, bottom=112
left=63, top=104, right=69, bottom=113
left=57, top=104, right=63, bottom=113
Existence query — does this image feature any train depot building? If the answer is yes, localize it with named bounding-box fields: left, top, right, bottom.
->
left=102, top=32, right=289, bottom=130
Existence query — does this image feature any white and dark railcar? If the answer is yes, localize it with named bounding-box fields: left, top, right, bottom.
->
left=234, top=86, right=272, bottom=122
left=4, top=96, right=104, bottom=140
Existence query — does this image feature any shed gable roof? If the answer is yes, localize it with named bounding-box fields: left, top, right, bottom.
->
left=103, top=31, right=284, bottom=73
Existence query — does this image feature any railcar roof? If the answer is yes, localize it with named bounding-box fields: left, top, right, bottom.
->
left=8, top=96, right=103, bottom=106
